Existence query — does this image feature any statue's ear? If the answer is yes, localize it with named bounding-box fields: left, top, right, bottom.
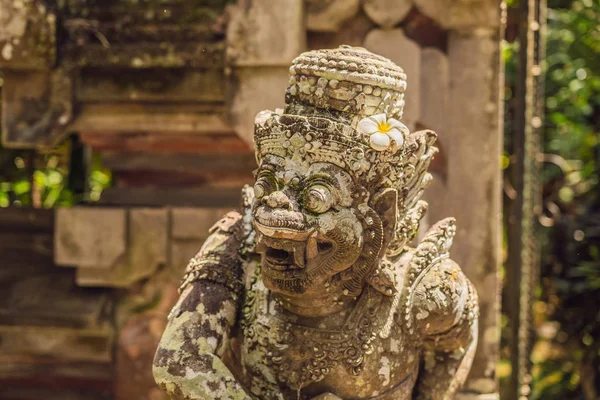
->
left=372, top=188, right=398, bottom=250
left=254, top=109, right=275, bottom=155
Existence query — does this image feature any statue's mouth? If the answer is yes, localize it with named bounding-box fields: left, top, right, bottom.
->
left=254, top=222, right=335, bottom=275
left=260, top=237, right=334, bottom=272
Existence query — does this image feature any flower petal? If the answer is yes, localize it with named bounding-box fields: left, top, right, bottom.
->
left=357, top=117, right=380, bottom=134
left=387, top=127, right=405, bottom=148
left=370, top=113, right=388, bottom=125
left=387, top=118, right=409, bottom=134
left=369, top=132, right=391, bottom=151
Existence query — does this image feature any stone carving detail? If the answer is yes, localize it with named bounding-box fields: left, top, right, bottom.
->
left=414, top=0, right=500, bottom=29
left=153, top=46, right=479, bottom=400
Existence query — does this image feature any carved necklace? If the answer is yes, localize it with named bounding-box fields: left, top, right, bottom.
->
left=242, top=270, right=391, bottom=392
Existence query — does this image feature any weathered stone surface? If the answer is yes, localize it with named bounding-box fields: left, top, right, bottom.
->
left=75, top=264, right=124, bottom=288
left=0, top=207, right=113, bottom=330
left=226, top=0, right=305, bottom=66
left=170, top=207, right=231, bottom=280
left=306, top=0, right=360, bottom=32
left=456, top=394, right=500, bottom=400
left=228, top=67, right=289, bottom=145
left=116, top=315, right=170, bottom=400
left=424, top=28, right=501, bottom=396
left=363, top=29, right=421, bottom=129
left=362, top=0, right=413, bottom=29
left=0, top=324, right=113, bottom=362
left=1, top=254, right=112, bottom=328
left=307, top=11, right=376, bottom=50
left=77, top=69, right=226, bottom=104
left=0, top=207, right=115, bottom=398
left=76, top=208, right=168, bottom=288
left=420, top=47, right=449, bottom=133
left=128, top=208, right=168, bottom=282
left=97, top=186, right=245, bottom=208
left=2, top=68, right=73, bottom=148
left=70, top=106, right=230, bottom=136
left=414, top=0, right=500, bottom=29
left=55, top=208, right=126, bottom=269
left=59, top=0, right=227, bottom=69
left=401, top=8, right=448, bottom=50
left=169, top=240, right=202, bottom=280
left=171, top=207, right=232, bottom=240
left=0, top=386, right=113, bottom=400
left=115, top=272, right=178, bottom=400
left=0, top=0, right=56, bottom=69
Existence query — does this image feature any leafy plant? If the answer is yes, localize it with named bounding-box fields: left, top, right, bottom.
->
left=523, top=0, right=600, bottom=398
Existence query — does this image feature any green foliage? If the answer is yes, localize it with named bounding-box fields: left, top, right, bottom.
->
left=501, top=0, right=600, bottom=398
left=530, top=0, right=600, bottom=398
left=0, top=144, right=112, bottom=208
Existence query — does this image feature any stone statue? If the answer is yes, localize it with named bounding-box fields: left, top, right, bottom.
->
left=152, top=46, right=478, bottom=400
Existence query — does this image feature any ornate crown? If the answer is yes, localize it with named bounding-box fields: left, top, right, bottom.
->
left=253, top=46, right=438, bottom=256
left=285, top=45, right=407, bottom=123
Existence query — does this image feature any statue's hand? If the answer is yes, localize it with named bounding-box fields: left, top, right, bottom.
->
left=310, top=393, right=343, bottom=400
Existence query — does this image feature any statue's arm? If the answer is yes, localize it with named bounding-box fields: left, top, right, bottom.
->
left=412, top=259, right=479, bottom=400
left=152, top=212, right=253, bottom=400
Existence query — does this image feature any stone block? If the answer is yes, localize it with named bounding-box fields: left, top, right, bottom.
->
left=0, top=324, right=113, bottom=362
left=76, top=264, right=126, bottom=288
left=362, top=0, right=413, bottom=29
left=228, top=67, right=289, bottom=145
left=1, top=255, right=112, bottom=328
left=414, top=0, right=500, bottom=29
left=55, top=207, right=126, bottom=269
left=226, top=0, right=305, bottom=67
left=169, top=207, right=238, bottom=281
left=2, top=68, right=73, bottom=148
left=76, top=208, right=168, bottom=288
left=425, top=28, right=501, bottom=394
left=171, top=207, right=232, bottom=239
left=363, top=29, right=421, bottom=129
left=306, top=0, right=360, bottom=32
left=170, top=240, right=204, bottom=281
left=420, top=47, right=449, bottom=133
left=127, top=208, right=168, bottom=283
left=307, top=11, right=376, bottom=50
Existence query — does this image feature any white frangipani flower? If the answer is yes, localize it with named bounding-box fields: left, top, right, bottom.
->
left=357, top=113, right=409, bottom=152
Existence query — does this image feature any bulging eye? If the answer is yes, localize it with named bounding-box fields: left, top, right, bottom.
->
left=305, top=184, right=333, bottom=214
left=254, top=173, right=277, bottom=200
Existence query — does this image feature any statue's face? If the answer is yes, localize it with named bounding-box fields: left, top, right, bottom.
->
left=252, top=155, right=365, bottom=298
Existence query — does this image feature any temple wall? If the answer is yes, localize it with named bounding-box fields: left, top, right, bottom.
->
left=0, top=1, right=503, bottom=399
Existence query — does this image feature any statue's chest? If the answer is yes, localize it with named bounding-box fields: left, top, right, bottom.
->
left=238, top=283, right=419, bottom=400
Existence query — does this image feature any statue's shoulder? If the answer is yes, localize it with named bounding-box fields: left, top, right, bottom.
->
left=400, top=218, right=475, bottom=336
left=178, top=186, right=256, bottom=295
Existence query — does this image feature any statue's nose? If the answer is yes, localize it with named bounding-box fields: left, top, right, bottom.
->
left=265, top=191, right=293, bottom=210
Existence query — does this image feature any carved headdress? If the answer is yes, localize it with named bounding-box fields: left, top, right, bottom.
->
left=254, top=45, right=437, bottom=256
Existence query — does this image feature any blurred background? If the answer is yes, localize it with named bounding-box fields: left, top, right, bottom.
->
left=0, top=0, right=598, bottom=399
